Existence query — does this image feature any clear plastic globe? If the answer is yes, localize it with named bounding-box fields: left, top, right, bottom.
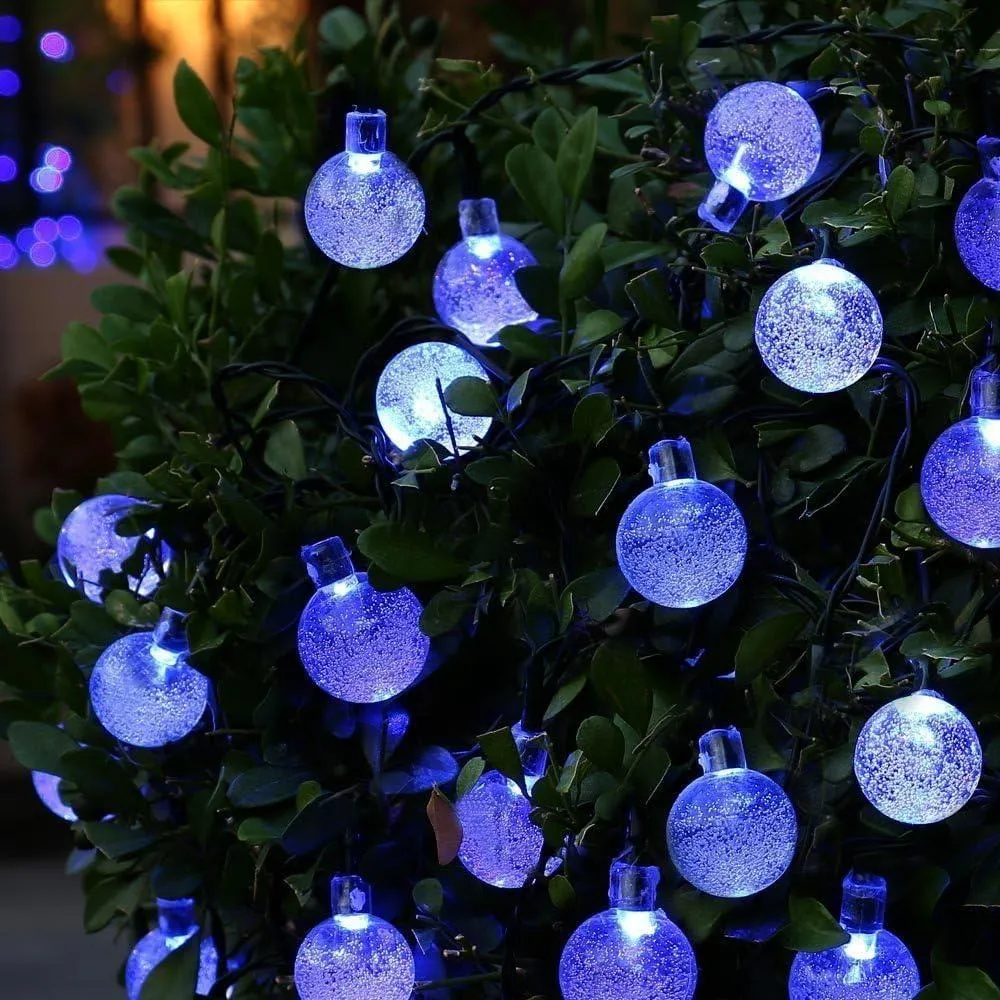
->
left=375, top=341, right=493, bottom=453
left=432, top=197, right=538, bottom=346
left=297, top=536, right=429, bottom=704
left=920, top=366, right=1000, bottom=548
left=90, top=608, right=211, bottom=748
left=32, top=770, right=77, bottom=821
left=789, top=872, right=920, bottom=1000
left=559, top=861, right=697, bottom=1000
left=667, top=727, right=797, bottom=898
left=304, top=109, right=425, bottom=269
left=699, top=81, right=822, bottom=232
left=854, top=690, right=981, bottom=825
left=456, top=769, right=544, bottom=888
left=56, top=494, right=172, bottom=603
left=125, top=898, right=218, bottom=999
left=616, top=439, right=747, bottom=609
left=294, top=876, right=415, bottom=1000
left=754, top=259, right=883, bottom=393
left=955, top=136, right=1000, bottom=290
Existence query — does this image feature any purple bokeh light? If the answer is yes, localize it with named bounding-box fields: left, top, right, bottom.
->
left=29, top=242, right=56, bottom=268
left=106, top=69, right=134, bottom=95
left=0, top=236, right=17, bottom=270
left=0, top=69, right=20, bottom=97
left=58, top=215, right=83, bottom=241
left=33, top=217, right=59, bottom=243
left=30, top=166, right=63, bottom=193
left=39, top=31, right=73, bottom=62
left=43, top=145, right=72, bottom=172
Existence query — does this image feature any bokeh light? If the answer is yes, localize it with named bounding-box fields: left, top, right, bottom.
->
left=15, top=227, right=34, bottom=252
left=33, top=217, right=59, bottom=243
left=43, top=145, right=72, bottom=171
left=0, top=237, right=17, bottom=270
left=30, top=166, right=63, bottom=193
left=0, top=16, right=21, bottom=43
left=0, top=154, right=16, bottom=182
left=58, top=214, right=83, bottom=240
left=29, top=242, right=56, bottom=268
left=39, top=31, right=73, bottom=62
left=0, top=69, right=20, bottom=97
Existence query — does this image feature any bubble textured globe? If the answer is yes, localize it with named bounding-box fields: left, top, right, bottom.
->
left=304, top=109, right=424, bottom=269
left=294, top=876, right=415, bottom=1000
left=125, top=899, right=218, bottom=1000
left=954, top=136, right=1000, bottom=290
left=854, top=690, right=982, bottom=825
left=667, top=727, right=797, bottom=897
left=90, top=609, right=211, bottom=748
left=456, top=770, right=543, bottom=888
left=432, top=197, right=538, bottom=346
left=56, top=494, right=172, bottom=603
left=699, top=81, right=822, bottom=232
left=559, top=862, right=697, bottom=1000
left=920, top=366, right=1000, bottom=548
left=375, top=341, right=493, bottom=453
left=297, top=537, right=429, bottom=704
left=754, top=259, right=883, bottom=393
left=32, top=770, right=77, bottom=821
left=789, top=873, right=920, bottom=1000
left=616, top=439, right=747, bottom=609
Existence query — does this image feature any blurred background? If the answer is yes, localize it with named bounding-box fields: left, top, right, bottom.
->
left=0, top=1, right=649, bottom=996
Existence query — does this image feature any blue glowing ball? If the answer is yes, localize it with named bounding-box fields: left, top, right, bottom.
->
left=126, top=920, right=217, bottom=999
left=294, top=913, right=415, bottom=1000
left=955, top=137, right=1000, bottom=290
left=854, top=691, right=982, bottom=825
left=297, top=573, right=429, bottom=703
left=90, top=621, right=210, bottom=749
left=921, top=416, right=1000, bottom=548
left=456, top=771, right=543, bottom=888
left=616, top=479, right=747, bottom=609
left=32, top=770, right=77, bottom=821
left=755, top=259, right=882, bottom=393
left=559, top=909, right=697, bottom=1000
left=57, top=494, right=172, bottom=603
left=375, top=341, right=493, bottom=453
left=667, top=769, right=797, bottom=897
left=789, top=931, right=920, bottom=999
left=304, top=110, right=424, bottom=269
left=432, top=197, right=538, bottom=347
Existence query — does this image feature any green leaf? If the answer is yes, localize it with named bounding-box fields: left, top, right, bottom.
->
left=456, top=757, right=486, bottom=799
left=506, top=144, right=565, bottom=236
left=228, top=767, right=312, bottom=808
left=61, top=748, right=144, bottom=814
left=443, top=375, right=496, bottom=417
left=560, top=223, right=608, bottom=302
left=571, top=457, right=619, bottom=516
left=357, top=522, right=466, bottom=582
left=577, top=716, right=625, bottom=772
left=318, top=7, right=369, bottom=50
left=90, top=285, right=160, bottom=323
left=779, top=896, right=851, bottom=952
left=83, top=821, right=159, bottom=860
left=140, top=933, right=203, bottom=1000
left=923, top=957, right=1000, bottom=998
left=263, top=420, right=307, bottom=481
left=543, top=673, right=587, bottom=721
left=413, top=878, right=444, bottom=915
left=478, top=726, right=525, bottom=789
left=61, top=322, right=116, bottom=370
left=173, top=60, right=224, bottom=147
left=572, top=392, right=615, bottom=445
left=590, top=641, right=651, bottom=732
left=735, top=612, right=809, bottom=685
left=7, top=721, right=79, bottom=775
left=549, top=874, right=575, bottom=909
left=885, top=165, right=916, bottom=223
left=556, top=107, right=598, bottom=217
left=572, top=309, right=623, bottom=350
left=566, top=567, right=629, bottom=621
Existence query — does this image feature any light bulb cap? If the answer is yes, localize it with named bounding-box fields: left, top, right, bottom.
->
left=458, top=197, right=501, bottom=239
left=152, top=608, right=189, bottom=655
left=698, top=726, right=747, bottom=773
left=648, top=438, right=697, bottom=485
left=698, top=179, right=748, bottom=233
left=609, top=860, right=659, bottom=911
left=301, top=536, right=355, bottom=588
left=512, top=721, right=547, bottom=781
left=156, top=897, right=198, bottom=939
left=330, top=874, right=372, bottom=916
left=840, top=871, right=887, bottom=934
left=977, top=135, right=1000, bottom=182
left=971, top=364, right=1000, bottom=418
left=345, top=109, right=387, bottom=156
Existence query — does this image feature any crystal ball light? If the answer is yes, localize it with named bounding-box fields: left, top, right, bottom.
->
left=559, top=862, right=697, bottom=1000
left=433, top=197, right=538, bottom=347
left=667, top=727, right=797, bottom=897
left=294, top=876, right=415, bottom=1000
left=616, top=439, right=747, bottom=609
left=921, top=365, right=1000, bottom=547
left=375, top=341, right=493, bottom=453
left=297, top=537, right=429, bottom=704
left=699, top=81, right=821, bottom=232
left=854, top=691, right=981, bottom=825
left=955, top=136, right=1000, bottom=291
left=57, top=494, right=172, bottom=603
left=456, top=770, right=544, bottom=888
left=32, top=770, right=77, bottom=821
left=125, top=899, right=218, bottom=1000
left=304, top=110, right=424, bottom=269
left=755, top=259, right=883, bottom=393
left=90, top=609, right=211, bottom=748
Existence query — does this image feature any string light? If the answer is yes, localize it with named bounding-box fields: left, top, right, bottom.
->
left=955, top=136, right=1000, bottom=290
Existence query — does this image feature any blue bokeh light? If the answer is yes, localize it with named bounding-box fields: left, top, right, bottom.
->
left=58, top=214, right=83, bottom=240
left=921, top=365, right=1000, bottom=547
left=433, top=197, right=538, bottom=347
left=90, top=609, right=212, bottom=749
left=32, top=770, right=77, bottom=822
left=56, top=494, right=173, bottom=603
left=39, top=31, right=73, bottom=61
left=456, top=770, right=544, bottom=888
left=956, top=136, right=1000, bottom=290
left=667, top=727, right=797, bottom=897
left=0, top=236, right=17, bottom=269
left=125, top=898, right=218, bottom=1000
left=616, top=439, right=747, bottom=609
left=304, top=110, right=424, bottom=269
left=15, top=227, right=34, bottom=252
left=0, top=69, right=20, bottom=97
left=0, top=154, right=16, bottom=182
left=789, top=873, right=920, bottom=999
left=0, top=16, right=21, bottom=43
left=699, top=81, right=821, bottom=232
left=755, top=258, right=882, bottom=393
left=559, top=861, right=697, bottom=1000
left=297, top=536, right=429, bottom=703
left=295, top=876, right=415, bottom=1000
left=854, top=690, right=981, bottom=825
left=375, top=340, right=493, bottom=453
